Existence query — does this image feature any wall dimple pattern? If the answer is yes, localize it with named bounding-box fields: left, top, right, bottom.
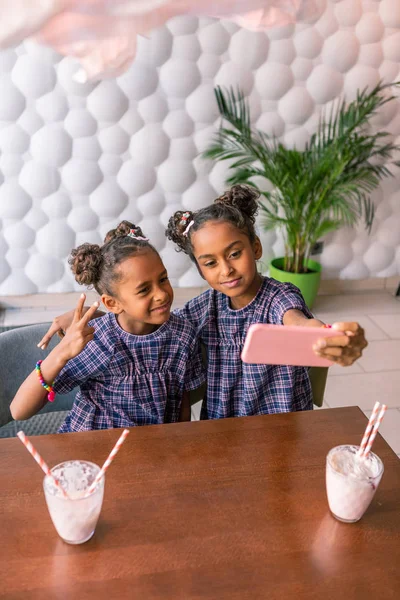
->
left=0, top=1, right=399, bottom=293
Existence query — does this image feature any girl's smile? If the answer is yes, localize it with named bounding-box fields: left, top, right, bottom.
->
left=151, top=301, right=171, bottom=314
left=221, top=277, right=242, bottom=289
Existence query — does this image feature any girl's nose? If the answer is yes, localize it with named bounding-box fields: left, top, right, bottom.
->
left=221, top=261, right=233, bottom=277
left=154, top=288, right=169, bottom=303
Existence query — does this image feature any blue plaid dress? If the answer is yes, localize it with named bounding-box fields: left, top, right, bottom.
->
left=176, top=277, right=314, bottom=419
left=54, top=312, right=205, bottom=432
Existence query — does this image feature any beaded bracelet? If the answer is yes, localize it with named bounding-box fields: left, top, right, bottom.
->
left=35, top=360, right=56, bottom=402
left=322, top=324, right=332, bottom=328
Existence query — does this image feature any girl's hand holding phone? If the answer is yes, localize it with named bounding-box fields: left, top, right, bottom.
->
left=313, top=322, right=368, bottom=367
left=241, top=321, right=368, bottom=368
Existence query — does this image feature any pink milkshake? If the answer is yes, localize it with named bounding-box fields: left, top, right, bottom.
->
left=43, top=460, right=105, bottom=544
left=326, top=445, right=384, bottom=523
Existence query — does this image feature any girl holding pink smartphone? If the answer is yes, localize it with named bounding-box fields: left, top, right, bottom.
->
left=164, top=185, right=367, bottom=419
left=39, top=185, right=367, bottom=420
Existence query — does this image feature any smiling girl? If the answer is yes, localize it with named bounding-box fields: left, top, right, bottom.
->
left=11, top=221, right=205, bottom=431
left=165, top=185, right=367, bottom=419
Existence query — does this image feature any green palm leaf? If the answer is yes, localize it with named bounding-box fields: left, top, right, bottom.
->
left=203, top=83, right=400, bottom=273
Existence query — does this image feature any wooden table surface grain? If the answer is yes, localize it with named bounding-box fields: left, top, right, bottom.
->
left=0, top=407, right=399, bottom=599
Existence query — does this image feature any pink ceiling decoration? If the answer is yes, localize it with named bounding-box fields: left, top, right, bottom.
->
left=0, top=1, right=326, bottom=80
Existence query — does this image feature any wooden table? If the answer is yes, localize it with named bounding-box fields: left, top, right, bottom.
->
left=0, top=407, right=399, bottom=599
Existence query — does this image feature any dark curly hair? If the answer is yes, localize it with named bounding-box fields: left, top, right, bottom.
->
left=165, top=184, right=259, bottom=263
left=69, top=220, right=156, bottom=296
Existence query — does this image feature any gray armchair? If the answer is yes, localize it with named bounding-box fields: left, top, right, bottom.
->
left=0, top=323, right=77, bottom=438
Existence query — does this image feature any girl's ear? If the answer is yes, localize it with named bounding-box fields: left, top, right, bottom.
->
left=254, top=236, right=263, bottom=260
left=102, top=294, right=123, bottom=314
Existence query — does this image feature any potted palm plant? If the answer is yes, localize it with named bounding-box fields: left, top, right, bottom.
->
left=203, top=83, right=400, bottom=308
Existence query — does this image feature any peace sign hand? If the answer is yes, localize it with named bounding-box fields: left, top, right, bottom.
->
left=57, top=294, right=99, bottom=362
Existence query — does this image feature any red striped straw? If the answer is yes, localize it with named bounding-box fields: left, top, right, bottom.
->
left=361, top=404, right=387, bottom=458
left=17, top=431, right=68, bottom=498
left=357, top=401, right=381, bottom=457
left=86, top=429, right=129, bottom=495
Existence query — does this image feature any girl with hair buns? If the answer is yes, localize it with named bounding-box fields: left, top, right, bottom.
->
left=37, top=186, right=368, bottom=421
left=11, top=221, right=205, bottom=431
left=165, top=184, right=368, bottom=419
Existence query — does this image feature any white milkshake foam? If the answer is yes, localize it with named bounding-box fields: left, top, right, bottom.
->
left=330, top=446, right=380, bottom=480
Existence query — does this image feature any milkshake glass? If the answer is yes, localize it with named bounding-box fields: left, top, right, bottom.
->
left=326, top=444, right=384, bottom=523
left=43, top=460, right=105, bottom=544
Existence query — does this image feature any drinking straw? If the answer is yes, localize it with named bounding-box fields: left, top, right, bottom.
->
left=357, top=401, right=381, bottom=457
left=86, top=429, right=129, bottom=495
left=17, top=431, right=68, bottom=498
left=361, top=404, right=387, bottom=458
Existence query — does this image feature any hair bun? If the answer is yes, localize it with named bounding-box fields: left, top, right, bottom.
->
left=104, top=220, right=146, bottom=244
left=165, top=211, right=194, bottom=252
left=215, top=184, right=259, bottom=223
left=69, top=243, right=103, bottom=286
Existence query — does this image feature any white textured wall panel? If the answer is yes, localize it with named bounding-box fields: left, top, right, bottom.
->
left=0, top=1, right=400, bottom=294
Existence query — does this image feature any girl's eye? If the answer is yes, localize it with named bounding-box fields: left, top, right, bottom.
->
left=230, top=250, right=241, bottom=259
left=204, top=261, right=216, bottom=268
left=138, top=287, right=149, bottom=295
left=160, top=276, right=169, bottom=283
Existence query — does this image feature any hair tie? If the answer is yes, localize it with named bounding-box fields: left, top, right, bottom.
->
left=180, top=212, right=190, bottom=222
left=183, top=220, right=194, bottom=237
left=127, top=228, right=149, bottom=241
left=180, top=212, right=194, bottom=237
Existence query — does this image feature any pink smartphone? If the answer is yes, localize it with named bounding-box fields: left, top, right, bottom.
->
left=241, top=324, right=337, bottom=367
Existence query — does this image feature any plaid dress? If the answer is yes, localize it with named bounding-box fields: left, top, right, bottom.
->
left=176, top=277, right=314, bottom=419
left=54, top=312, right=205, bottom=432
